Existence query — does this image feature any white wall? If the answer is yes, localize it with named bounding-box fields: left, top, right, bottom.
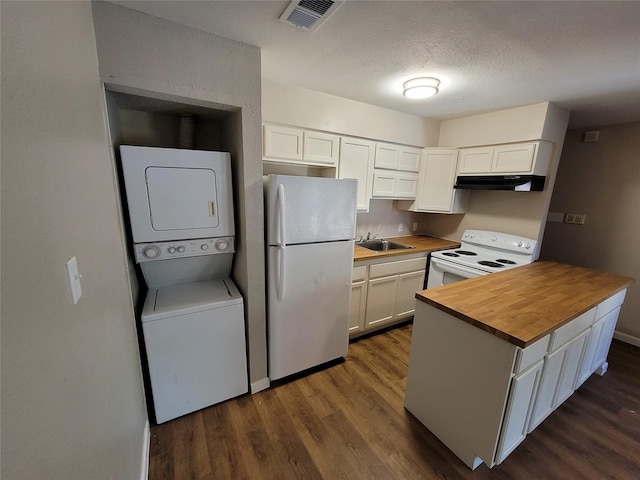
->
left=91, top=1, right=268, bottom=390
left=417, top=102, right=570, bottom=245
left=541, top=122, right=640, bottom=343
left=263, top=79, right=440, bottom=147
left=1, top=2, right=147, bottom=478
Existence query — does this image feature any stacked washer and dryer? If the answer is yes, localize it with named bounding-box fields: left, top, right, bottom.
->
left=120, top=145, right=247, bottom=424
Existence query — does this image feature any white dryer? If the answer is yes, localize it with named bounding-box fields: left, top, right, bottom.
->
left=142, top=278, right=247, bottom=424
left=120, top=145, right=234, bottom=243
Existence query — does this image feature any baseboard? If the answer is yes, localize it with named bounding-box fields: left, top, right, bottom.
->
left=613, top=330, right=640, bottom=347
left=250, top=377, right=270, bottom=394
left=140, top=420, right=150, bottom=480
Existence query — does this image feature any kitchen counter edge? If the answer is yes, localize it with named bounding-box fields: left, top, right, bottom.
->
left=415, top=261, right=635, bottom=348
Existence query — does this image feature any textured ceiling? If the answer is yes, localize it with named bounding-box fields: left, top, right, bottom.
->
left=108, top=1, right=640, bottom=129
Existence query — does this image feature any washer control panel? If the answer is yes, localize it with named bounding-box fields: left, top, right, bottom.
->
left=134, top=236, right=235, bottom=263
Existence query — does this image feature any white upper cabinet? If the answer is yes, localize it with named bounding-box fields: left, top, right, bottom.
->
left=263, top=124, right=339, bottom=167
left=372, top=170, right=418, bottom=199
left=338, top=136, right=375, bottom=212
left=458, top=141, right=553, bottom=176
left=303, top=131, right=340, bottom=166
left=398, top=148, right=468, bottom=214
left=374, top=142, right=421, bottom=172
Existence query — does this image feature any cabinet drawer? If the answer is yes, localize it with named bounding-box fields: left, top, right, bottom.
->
left=514, top=335, right=549, bottom=374
left=352, top=265, right=367, bottom=282
left=369, top=257, right=427, bottom=278
left=595, top=289, right=626, bottom=319
left=549, top=308, right=596, bottom=351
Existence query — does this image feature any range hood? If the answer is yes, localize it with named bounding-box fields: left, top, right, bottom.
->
left=454, top=175, right=546, bottom=191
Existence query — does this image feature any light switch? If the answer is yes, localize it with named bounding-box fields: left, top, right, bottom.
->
left=66, top=256, right=83, bottom=304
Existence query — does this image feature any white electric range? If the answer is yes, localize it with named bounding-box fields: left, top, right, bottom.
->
left=427, top=230, right=539, bottom=289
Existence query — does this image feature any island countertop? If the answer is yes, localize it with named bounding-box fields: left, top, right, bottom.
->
left=354, top=235, right=460, bottom=262
left=416, top=260, right=634, bottom=348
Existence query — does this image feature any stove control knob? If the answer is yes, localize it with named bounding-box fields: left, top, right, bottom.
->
left=525, top=243, right=531, bottom=249
left=470, top=233, right=475, bottom=238
left=517, top=241, right=523, bottom=247
left=142, top=245, right=160, bottom=259
left=491, top=235, right=497, bottom=242
left=168, top=246, right=176, bottom=254
left=201, top=244, right=209, bottom=251
left=177, top=246, right=185, bottom=253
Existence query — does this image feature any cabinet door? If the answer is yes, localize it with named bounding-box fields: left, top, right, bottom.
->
left=492, top=143, right=536, bottom=173
left=396, top=172, right=418, bottom=198
left=496, top=360, right=544, bottom=464
left=263, top=124, right=303, bottom=161
left=553, top=329, right=589, bottom=408
left=457, top=147, right=493, bottom=174
left=338, top=137, right=375, bottom=212
left=372, top=170, right=398, bottom=197
left=395, top=270, right=425, bottom=318
left=591, top=306, right=620, bottom=374
left=365, top=275, right=399, bottom=328
left=374, top=142, right=400, bottom=169
left=575, top=321, right=603, bottom=388
left=303, top=131, right=340, bottom=166
left=415, top=149, right=460, bottom=212
left=529, top=343, right=568, bottom=431
left=398, top=146, right=421, bottom=172
left=349, top=280, right=367, bottom=334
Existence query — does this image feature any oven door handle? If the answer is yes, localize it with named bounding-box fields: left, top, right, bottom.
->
left=431, top=257, right=484, bottom=279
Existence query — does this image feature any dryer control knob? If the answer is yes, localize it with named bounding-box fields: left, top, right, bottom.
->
left=215, top=239, right=229, bottom=252
left=177, top=246, right=185, bottom=253
left=142, top=245, right=161, bottom=259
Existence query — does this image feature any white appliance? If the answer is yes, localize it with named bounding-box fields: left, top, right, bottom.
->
left=120, top=145, right=247, bottom=424
left=120, top=145, right=234, bottom=243
left=265, top=174, right=357, bottom=380
left=141, top=279, right=247, bottom=424
left=427, top=230, right=538, bottom=289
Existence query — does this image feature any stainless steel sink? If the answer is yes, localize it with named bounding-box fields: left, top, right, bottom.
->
left=356, top=239, right=415, bottom=251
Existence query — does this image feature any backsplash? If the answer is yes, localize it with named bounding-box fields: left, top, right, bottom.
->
left=356, top=200, right=415, bottom=239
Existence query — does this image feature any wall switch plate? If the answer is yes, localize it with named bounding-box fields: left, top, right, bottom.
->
left=412, top=222, right=418, bottom=232
left=564, top=213, right=586, bottom=225
left=398, top=223, right=403, bottom=232
left=66, top=256, right=83, bottom=304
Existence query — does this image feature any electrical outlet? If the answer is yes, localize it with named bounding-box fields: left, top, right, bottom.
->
left=564, top=213, right=586, bottom=225
left=398, top=223, right=404, bottom=232
left=412, top=222, right=418, bottom=232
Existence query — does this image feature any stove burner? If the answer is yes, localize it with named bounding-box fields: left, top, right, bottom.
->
left=496, top=259, right=516, bottom=265
left=478, top=260, right=505, bottom=268
left=455, top=250, right=478, bottom=256
left=442, top=252, right=460, bottom=257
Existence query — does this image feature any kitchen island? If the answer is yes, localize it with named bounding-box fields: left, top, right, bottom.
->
left=404, top=261, right=634, bottom=470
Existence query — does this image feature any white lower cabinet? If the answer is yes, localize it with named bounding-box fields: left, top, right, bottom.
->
left=351, top=254, right=427, bottom=337
left=349, top=265, right=368, bottom=334
left=496, top=359, right=544, bottom=464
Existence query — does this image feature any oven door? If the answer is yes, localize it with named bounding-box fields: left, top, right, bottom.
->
left=427, top=257, right=486, bottom=288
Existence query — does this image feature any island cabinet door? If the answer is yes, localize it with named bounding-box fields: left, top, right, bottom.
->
left=495, top=359, right=544, bottom=465
left=529, top=344, right=568, bottom=432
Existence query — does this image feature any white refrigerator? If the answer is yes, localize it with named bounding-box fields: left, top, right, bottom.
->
left=265, top=175, right=357, bottom=380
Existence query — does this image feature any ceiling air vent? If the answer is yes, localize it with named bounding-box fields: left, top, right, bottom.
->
left=279, top=0, right=343, bottom=32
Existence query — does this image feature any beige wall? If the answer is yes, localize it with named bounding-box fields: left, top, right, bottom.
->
left=541, top=122, right=640, bottom=343
left=418, top=102, right=570, bottom=247
left=262, top=79, right=440, bottom=147
left=91, top=2, right=268, bottom=390
left=1, top=2, right=147, bottom=478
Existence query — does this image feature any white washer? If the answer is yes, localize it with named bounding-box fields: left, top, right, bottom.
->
left=141, top=278, right=247, bottom=424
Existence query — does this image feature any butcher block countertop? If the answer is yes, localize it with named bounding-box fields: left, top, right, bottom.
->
left=353, top=235, right=460, bottom=262
left=416, top=261, right=634, bottom=348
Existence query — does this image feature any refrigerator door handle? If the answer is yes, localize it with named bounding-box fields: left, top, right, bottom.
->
left=276, top=183, right=286, bottom=246
left=276, top=245, right=285, bottom=301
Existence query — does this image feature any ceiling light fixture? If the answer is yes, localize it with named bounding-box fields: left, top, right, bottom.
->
left=403, top=77, right=440, bottom=99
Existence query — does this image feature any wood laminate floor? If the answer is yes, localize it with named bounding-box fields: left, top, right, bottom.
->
left=149, top=323, right=640, bottom=479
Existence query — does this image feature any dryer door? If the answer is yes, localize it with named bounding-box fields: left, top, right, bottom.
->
left=146, top=166, right=219, bottom=231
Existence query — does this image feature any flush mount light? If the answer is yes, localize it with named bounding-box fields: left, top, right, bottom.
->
left=403, top=77, right=440, bottom=99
